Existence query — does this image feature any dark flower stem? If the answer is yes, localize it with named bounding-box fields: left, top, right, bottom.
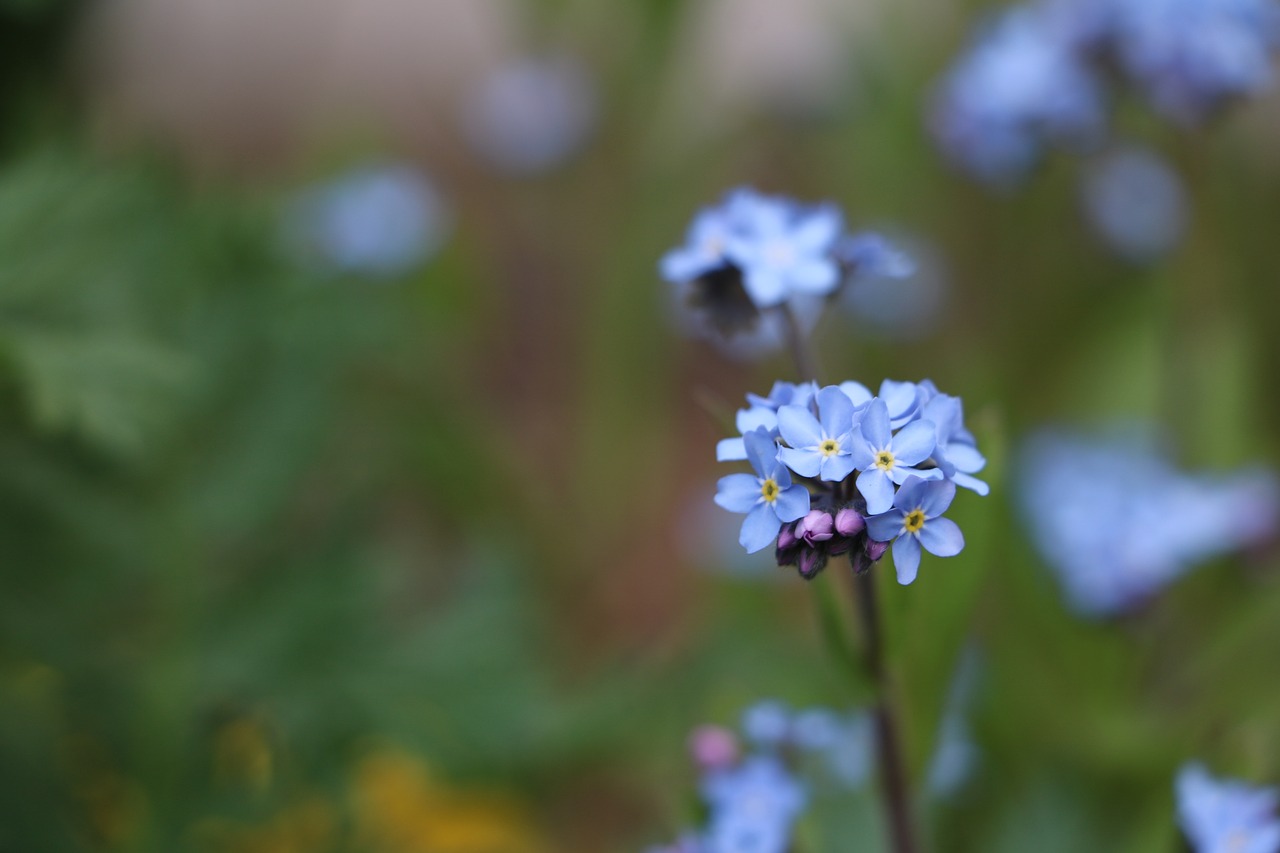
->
left=781, top=303, right=918, bottom=853
left=778, top=304, right=821, bottom=384
left=853, top=569, right=918, bottom=853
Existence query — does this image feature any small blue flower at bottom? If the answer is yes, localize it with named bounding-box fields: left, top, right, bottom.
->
left=867, top=477, right=966, bottom=584
left=1177, top=762, right=1280, bottom=853
left=716, top=429, right=810, bottom=553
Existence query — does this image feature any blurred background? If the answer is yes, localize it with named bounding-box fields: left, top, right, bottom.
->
left=2, top=0, right=1280, bottom=850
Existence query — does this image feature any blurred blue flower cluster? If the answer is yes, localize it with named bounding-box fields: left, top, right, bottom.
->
left=661, top=188, right=912, bottom=355
left=647, top=700, right=872, bottom=853
left=1018, top=430, right=1279, bottom=617
left=1177, top=763, right=1280, bottom=853
left=714, top=379, right=987, bottom=584
left=934, top=0, right=1280, bottom=186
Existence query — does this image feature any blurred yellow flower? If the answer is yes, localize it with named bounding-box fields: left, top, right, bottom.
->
left=352, top=749, right=547, bottom=853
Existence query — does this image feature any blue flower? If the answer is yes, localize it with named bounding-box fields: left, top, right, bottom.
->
left=461, top=55, right=597, bottom=174
left=741, top=700, right=793, bottom=746
left=918, top=387, right=990, bottom=495
left=1106, top=0, right=1280, bottom=123
left=930, top=7, right=1107, bottom=186
left=837, top=232, right=917, bottom=279
left=1019, top=430, right=1280, bottom=617
left=716, top=382, right=820, bottom=462
left=725, top=199, right=843, bottom=307
left=777, top=386, right=861, bottom=481
left=284, top=164, right=450, bottom=278
left=1081, top=145, right=1188, bottom=263
left=867, top=477, right=966, bottom=584
left=700, top=756, right=807, bottom=853
left=662, top=190, right=765, bottom=285
left=849, top=399, right=939, bottom=515
left=715, top=429, right=811, bottom=553
left=1177, top=763, right=1280, bottom=853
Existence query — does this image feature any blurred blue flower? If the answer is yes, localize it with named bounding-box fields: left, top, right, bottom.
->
left=700, top=756, right=807, bottom=853
left=741, top=700, right=793, bottom=747
left=931, top=6, right=1107, bottom=186
left=462, top=55, right=598, bottom=175
left=725, top=199, right=843, bottom=307
left=1081, top=145, right=1188, bottom=263
left=715, top=429, right=811, bottom=553
left=1106, top=0, right=1280, bottom=123
left=1018, top=430, right=1280, bottom=617
left=841, top=234, right=948, bottom=341
left=284, top=164, right=449, bottom=278
left=1177, top=763, right=1280, bottom=853
left=837, top=232, right=917, bottom=280
left=867, top=477, right=966, bottom=585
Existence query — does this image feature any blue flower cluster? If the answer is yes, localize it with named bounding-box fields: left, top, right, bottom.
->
left=646, top=701, right=872, bottom=853
left=660, top=188, right=912, bottom=354
left=715, top=380, right=987, bottom=584
left=1019, top=430, right=1279, bottom=617
left=932, top=0, right=1280, bottom=184
left=1177, top=763, right=1280, bottom=853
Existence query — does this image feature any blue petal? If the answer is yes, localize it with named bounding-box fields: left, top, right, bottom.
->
left=920, top=517, right=964, bottom=557
left=737, top=406, right=779, bottom=435
left=918, top=478, right=958, bottom=517
left=715, top=474, right=763, bottom=513
left=820, top=453, right=857, bottom=482
left=773, top=484, right=811, bottom=523
left=786, top=259, right=840, bottom=295
left=879, top=379, right=922, bottom=423
left=891, top=476, right=930, bottom=511
left=660, top=248, right=716, bottom=283
left=741, top=503, right=784, bottom=553
left=716, top=437, right=746, bottom=462
left=858, top=468, right=895, bottom=515
left=779, top=446, right=821, bottom=478
left=859, top=399, right=891, bottom=448
left=848, top=437, right=876, bottom=471
left=743, top=428, right=780, bottom=478
left=793, top=205, right=842, bottom=250
left=740, top=266, right=788, bottom=307
left=818, top=386, right=856, bottom=438
left=839, top=381, right=873, bottom=407
left=867, top=511, right=906, bottom=542
left=891, top=420, right=936, bottom=466
left=893, top=535, right=922, bottom=584
left=890, top=465, right=945, bottom=485
left=778, top=404, right=823, bottom=449
left=953, top=472, right=990, bottom=496
left=946, top=443, right=986, bottom=473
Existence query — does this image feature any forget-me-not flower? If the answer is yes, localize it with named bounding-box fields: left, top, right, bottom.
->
left=1177, top=762, right=1280, bottom=853
left=850, top=399, right=939, bottom=515
left=716, top=429, right=810, bottom=552
left=930, top=6, right=1107, bottom=186
left=1081, top=145, right=1188, bottom=263
left=867, top=477, right=966, bottom=584
left=1019, top=429, right=1279, bottom=617
left=716, top=381, right=820, bottom=462
left=777, top=386, right=862, bottom=481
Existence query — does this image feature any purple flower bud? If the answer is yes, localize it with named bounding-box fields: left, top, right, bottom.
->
left=776, top=522, right=801, bottom=566
left=688, top=725, right=740, bottom=771
left=797, top=510, right=835, bottom=546
left=798, top=546, right=829, bottom=579
left=865, top=539, right=889, bottom=562
left=834, top=508, right=866, bottom=537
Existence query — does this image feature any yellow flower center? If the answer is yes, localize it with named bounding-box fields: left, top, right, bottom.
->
left=820, top=439, right=840, bottom=457
left=760, top=479, right=780, bottom=503
left=875, top=450, right=895, bottom=472
left=904, top=508, right=926, bottom=533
